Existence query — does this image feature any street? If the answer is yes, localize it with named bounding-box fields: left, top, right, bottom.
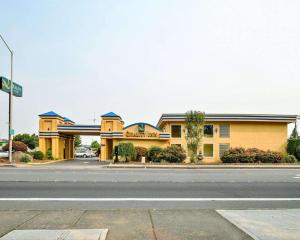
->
left=0, top=161, right=300, bottom=239
left=0, top=161, right=299, bottom=209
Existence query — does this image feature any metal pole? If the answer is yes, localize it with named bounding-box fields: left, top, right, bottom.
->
left=8, top=51, right=13, bottom=163
left=0, top=34, right=13, bottom=164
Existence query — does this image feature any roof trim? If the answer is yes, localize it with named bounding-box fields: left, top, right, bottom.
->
left=157, top=113, right=298, bottom=127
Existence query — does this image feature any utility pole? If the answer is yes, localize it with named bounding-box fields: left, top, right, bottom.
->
left=0, top=34, right=14, bottom=164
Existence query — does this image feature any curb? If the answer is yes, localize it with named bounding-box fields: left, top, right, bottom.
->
left=105, top=164, right=300, bottom=169
left=28, top=159, right=73, bottom=165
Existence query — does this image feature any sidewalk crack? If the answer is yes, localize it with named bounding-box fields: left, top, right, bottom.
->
left=148, top=210, right=158, bottom=240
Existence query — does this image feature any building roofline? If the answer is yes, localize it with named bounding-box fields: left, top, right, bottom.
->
left=157, top=113, right=298, bottom=127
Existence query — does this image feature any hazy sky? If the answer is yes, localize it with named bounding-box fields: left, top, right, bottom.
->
left=0, top=0, right=299, bottom=143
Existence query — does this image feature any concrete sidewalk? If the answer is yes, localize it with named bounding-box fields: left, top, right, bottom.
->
left=0, top=210, right=252, bottom=240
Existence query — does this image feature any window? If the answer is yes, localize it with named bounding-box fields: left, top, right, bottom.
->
left=203, top=144, right=213, bottom=157
left=219, top=144, right=230, bottom=157
left=171, top=125, right=181, bottom=138
left=204, top=124, right=213, bottom=137
left=220, top=124, right=230, bottom=138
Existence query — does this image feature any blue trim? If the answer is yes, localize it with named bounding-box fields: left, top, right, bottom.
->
left=63, top=117, right=75, bottom=123
left=39, top=111, right=63, bottom=118
left=123, top=122, right=162, bottom=131
left=101, top=112, right=120, bottom=118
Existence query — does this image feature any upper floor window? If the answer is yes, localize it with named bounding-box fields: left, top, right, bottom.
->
left=220, top=124, right=230, bottom=138
left=171, top=125, right=181, bottom=138
left=204, top=124, right=213, bottom=138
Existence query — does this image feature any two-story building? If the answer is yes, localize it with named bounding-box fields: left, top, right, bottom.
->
left=38, top=111, right=298, bottom=163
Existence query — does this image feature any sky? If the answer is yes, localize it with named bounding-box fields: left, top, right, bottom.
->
left=0, top=0, right=299, bottom=144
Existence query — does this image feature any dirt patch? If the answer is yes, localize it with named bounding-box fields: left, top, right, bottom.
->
left=0, top=157, right=54, bottom=164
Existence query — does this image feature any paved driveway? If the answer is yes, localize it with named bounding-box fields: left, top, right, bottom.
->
left=50, top=158, right=109, bottom=167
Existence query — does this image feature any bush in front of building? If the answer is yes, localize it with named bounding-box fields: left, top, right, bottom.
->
left=282, top=154, right=298, bottom=163
left=221, top=147, right=282, bottom=164
left=46, top=148, right=54, bottom=160
left=3, top=141, right=28, bottom=152
left=135, top=146, right=148, bottom=161
left=147, top=146, right=163, bottom=162
left=32, top=150, right=44, bottom=160
left=118, top=142, right=136, bottom=162
left=157, top=145, right=186, bottom=163
left=287, top=137, right=300, bottom=158
left=295, top=145, right=300, bottom=160
left=20, top=153, right=32, bottom=163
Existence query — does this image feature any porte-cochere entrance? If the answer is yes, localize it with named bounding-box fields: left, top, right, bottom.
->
left=38, top=111, right=170, bottom=161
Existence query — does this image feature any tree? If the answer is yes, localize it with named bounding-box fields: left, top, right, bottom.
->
left=13, top=133, right=38, bottom=150
left=185, top=110, right=205, bottom=162
left=74, top=135, right=81, bottom=147
left=291, top=122, right=299, bottom=138
left=90, top=140, right=100, bottom=149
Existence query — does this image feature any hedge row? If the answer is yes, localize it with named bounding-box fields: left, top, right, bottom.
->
left=114, top=143, right=186, bottom=163
left=221, top=147, right=297, bottom=163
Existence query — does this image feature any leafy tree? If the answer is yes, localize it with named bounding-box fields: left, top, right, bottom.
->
left=185, top=110, right=205, bottom=162
left=13, top=133, right=38, bottom=150
left=291, top=122, right=299, bottom=138
left=74, top=135, right=81, bottom=147
left=90, top=140, right=100, bottom=149
left=117, top=142, right=136, bottom=162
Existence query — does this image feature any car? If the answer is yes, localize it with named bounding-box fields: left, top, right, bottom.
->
left=75, top=149, right=92, bottom=158
left=0, top=151, right=8, bottom=158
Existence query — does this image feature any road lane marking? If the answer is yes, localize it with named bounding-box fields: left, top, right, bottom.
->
left=0, top=198, right=299, bottom=201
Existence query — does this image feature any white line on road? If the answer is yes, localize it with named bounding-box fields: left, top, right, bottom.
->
left=0, top=198, right=299, bottom=201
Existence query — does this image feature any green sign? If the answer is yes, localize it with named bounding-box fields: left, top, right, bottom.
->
left=138, top=123, right=145, bottom=132
left=0, top=76, right=23, bottom=97
left=9, top=128, right=15, bottom=136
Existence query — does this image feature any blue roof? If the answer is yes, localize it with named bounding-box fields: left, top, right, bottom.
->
left=101, top=112, right=120, bottom=118
left=39, top=111, right=63, bottom=118
left=63, top=117, right=74, bottom=123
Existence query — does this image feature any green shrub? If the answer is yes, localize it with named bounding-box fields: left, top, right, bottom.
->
left=46, top=148, right=53, bottom=160
left=157, top=145, right=186, bottom=163
left=221, top=147, right=282, bottom=163
left=20, top=154, right=31, bottom=163
left=147, top=146, right=163, bottom=162
left=282, top=154, right=297, bottom=163
left=33, top=151, right=44, bottom=160
left=287, top=137, right=300, bottom=155
left=295, top=145, right=300, bottom=160
left=135, top=146, right=148, bottom=161
left=118, top=142, right=136, bottom=162
left=3, top=141, right=28, bottom=152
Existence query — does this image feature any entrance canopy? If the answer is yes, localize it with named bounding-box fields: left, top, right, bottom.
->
left=57, top=125, right=101, bottom=136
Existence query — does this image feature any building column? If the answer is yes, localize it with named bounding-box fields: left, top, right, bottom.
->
left=39, top=137, right=46, bottom=155
left=100, top=138, right=107, bottom=161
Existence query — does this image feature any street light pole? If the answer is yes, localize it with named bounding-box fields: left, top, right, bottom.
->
left=0, top=34, right=14, bottom=164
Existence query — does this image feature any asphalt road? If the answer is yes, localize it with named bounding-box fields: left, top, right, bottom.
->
left=0, top=163, right=299, bottom=209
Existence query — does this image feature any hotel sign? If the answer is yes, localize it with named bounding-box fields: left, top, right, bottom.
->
left=125, top=131, right=158, bottom=138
